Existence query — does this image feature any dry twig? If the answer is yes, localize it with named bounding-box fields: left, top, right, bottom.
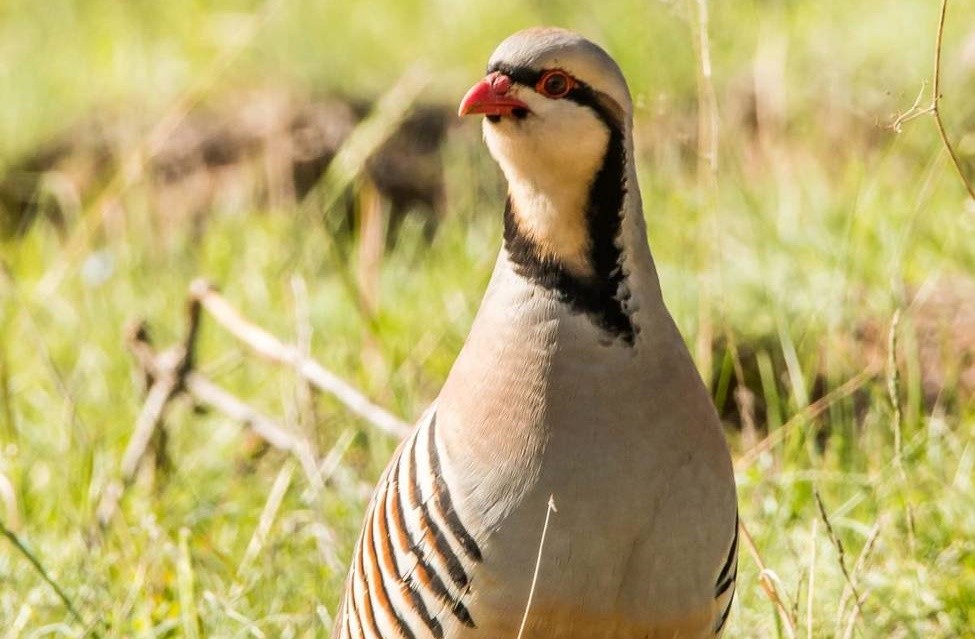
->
left=95, top=302, right=201, bottom=529
left=98, top=298, right=316, bottom=530
left=189, top=279, right=410, bottom=438
left=128, top=318, right=323, bottom=484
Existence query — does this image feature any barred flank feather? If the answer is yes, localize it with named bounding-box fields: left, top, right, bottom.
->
left=336, top=411, right=480, bottom=639
left=712, top=515, right=739, bottom=636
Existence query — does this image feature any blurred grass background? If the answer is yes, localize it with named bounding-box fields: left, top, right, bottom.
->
left=2, top=0, right=975, bottom=636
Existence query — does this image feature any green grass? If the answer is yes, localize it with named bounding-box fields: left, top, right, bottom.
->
left=2, top=0, right=975, bottom=636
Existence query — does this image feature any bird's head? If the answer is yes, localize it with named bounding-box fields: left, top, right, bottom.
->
left=459, top=27, right=635, bottom=280
left=459, top=27, right=631, bottom=178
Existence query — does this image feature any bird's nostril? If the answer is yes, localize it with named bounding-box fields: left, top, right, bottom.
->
left=491, top=74, right=512, bottom=95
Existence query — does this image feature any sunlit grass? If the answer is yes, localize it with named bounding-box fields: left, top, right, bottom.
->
left=2, top=0, right=975, bottom=636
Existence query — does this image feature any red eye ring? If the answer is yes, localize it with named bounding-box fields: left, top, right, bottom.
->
left=536, top=70, right=574, bottom=99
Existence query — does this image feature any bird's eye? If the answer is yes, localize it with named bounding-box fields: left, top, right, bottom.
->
left=537, top=71, right=573, bottom=99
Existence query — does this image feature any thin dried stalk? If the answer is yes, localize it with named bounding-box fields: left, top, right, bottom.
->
left=689, top=0, right=719, bottom=383
left=516, top=495, right=558, bottom=639
left=814, top=492, right=865, bottom=630
left=736, top=366, right=878, bottom=470
left=835, top=520, right=881, bottom=637
left=886, top=310, right=918, bottom=558
left=232, top=459, right=296, bottom=598
left=931, top=0, right=975, bottom=201
left=739, top=518, right=797, bottom=638
left=0, top=468, right=20, bottom=532
left=177, top=528, right=201, bottom=639
left=0, top=518, right=87, bottom=627
left=806, top=518, right=818, bottom=638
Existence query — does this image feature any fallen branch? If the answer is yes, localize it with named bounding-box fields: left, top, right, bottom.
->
left=126, top=327, right=302, bottom=454
left=189, top=278, right=411, bottom=438
left=95, top=302, right=201, bottom=529
left=98, top=297, right=320, bottom=530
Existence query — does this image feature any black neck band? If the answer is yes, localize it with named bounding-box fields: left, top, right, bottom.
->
left=503, top=122, right=635, bottom=344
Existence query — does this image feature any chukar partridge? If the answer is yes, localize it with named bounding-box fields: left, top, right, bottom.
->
left=334, top=27, right=738, bottom=639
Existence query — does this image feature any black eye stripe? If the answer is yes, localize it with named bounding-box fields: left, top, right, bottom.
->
left=485, top=62, right=622, bottom=130
left=487, top=62, right=542, bottom=87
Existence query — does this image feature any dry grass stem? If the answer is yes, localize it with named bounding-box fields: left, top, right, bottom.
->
left=836, top=520, right=882, bottom=638
left=232, top=459, right=297, bottom=598
left=689, top=0, right=719, bottom=382
left=739, top=518, right=797, bottom=638
left=310, top=66, right=430, bottom=218
left=886, top=309, right=904, bottom=462
left=178, top=527, right=201, bottom=639
left=885, top=309, right=918, bottom=557
left=291, top=275, right=318, bottom=436
left=516, top=495, right=558, bottom=639
left=806, top=518, right=818, bottom=638
left=736, top=366, right=879, bottom=470
left=814, top=491, right=866, bottom=630
left=0, top=518, right=87, bottom=628
left=0, top=468, right=20, bottom=532
left=930, top=0, right=975, bottom=201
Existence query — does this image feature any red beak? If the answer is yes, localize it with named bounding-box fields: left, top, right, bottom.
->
left=458, top=72, right=530, bottom=117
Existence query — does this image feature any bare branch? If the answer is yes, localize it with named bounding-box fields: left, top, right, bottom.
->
left=127, top=323, right=310, bottom=457
left=189, top=279, right=411, bottom=439
left=96, top=302, right=203, bottom=530
left=99, top=300, right=312, bottom=530
left=183, top=373, right=302, bottom=453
